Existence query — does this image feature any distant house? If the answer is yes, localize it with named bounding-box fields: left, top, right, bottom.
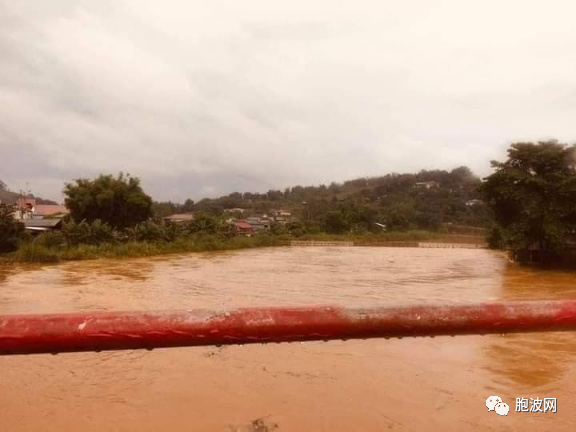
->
left=22, top=218, right=63, bottom=233
left=162, top=213, right=195, bottom=224
left=16, top=197, right=36, bottom=207
left=271, top=210, right=292, bottom=224
left=259, top=216, right=272, bottom=229
left=12, top=198, right=68, bottom=220
left=414, top=181, right=439, bottom=190
left=232, top=221, right=254, bottom=236
left=224, top=208, right=246, bottom=214
left=245, top=217, right=267, bottom=231
left=14, top=197, right=36, bottom=219
left=35, top=204, right=69, bottom=217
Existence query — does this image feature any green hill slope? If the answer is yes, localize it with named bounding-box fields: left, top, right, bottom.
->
left=180, top=166, right=491, bottom=233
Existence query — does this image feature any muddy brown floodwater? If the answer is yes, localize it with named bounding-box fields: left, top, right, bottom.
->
left=1, top=247, right=576, bottom=431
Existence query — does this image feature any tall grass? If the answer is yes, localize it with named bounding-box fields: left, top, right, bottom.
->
left=3, top=229, right=485, bottom=265
left=298, top=230, right=447, bottom=243
left=6, top=234, right=285, bottom=264
left=12, top=243, right=60, bottom=263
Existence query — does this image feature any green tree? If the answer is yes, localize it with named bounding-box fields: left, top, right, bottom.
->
left=0, top=205, right=26, bottom=253
left=62, top=219, right=120, bottom=246
left=152, top=201, right=180, bottom=218
left=64, top=173, right=153, bottom=229
left=266, top=190, right=283, bottom=201
left=285, top=221, right=306, bottom=237
left=182, top=198, right=195, bottom=212
left=481, top=141, right=576, bottom=261
left=384, top=202, right=415, bottom=231
left=188, top=213, right=223, bottom=235
left=324, top=211, right=350, bottom=234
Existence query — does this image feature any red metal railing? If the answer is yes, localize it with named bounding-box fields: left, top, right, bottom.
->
left=2, top=300, right=576, bottom=355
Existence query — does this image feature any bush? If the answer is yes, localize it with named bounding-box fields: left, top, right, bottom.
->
left=0, top=205, right=27, bottom=253
left=270, top=222, right=287, bottom=235
left=350, top=223, right=369, bottom=235
left=487, top=226, right=504, bottom=250
left=285, top=221, right=306, bottom=237
left=62, top=219, right=120, bottom=246
left=14, top=243, right=60, bottom=263
left=64, top=173, right=153, bottom=229
left=34, top=231, right=67, bottom=249
left=163, top=222, right=184, bottom=242
left=125, top=221, right=170, bottom=242
left=187, top=213, right=224, bottom=235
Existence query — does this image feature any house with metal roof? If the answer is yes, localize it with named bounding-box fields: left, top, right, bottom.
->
left=22, top=218, right=63, bottom=233
left=231, top=221, right=254, bottom=236
left=13, top=198, right=69, bottom=220
left=162, top=213, right=195, bottom=224
left=34, top=205, right=69, bottom=217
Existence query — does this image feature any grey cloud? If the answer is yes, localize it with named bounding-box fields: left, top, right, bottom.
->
left=2, top=0, right=576, bottom=202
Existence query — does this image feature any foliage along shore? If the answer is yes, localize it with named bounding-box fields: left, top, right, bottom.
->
left=0, top=233, right=282, bottom=264
left=0, top=229, right=487, bottom=265
left=5, top=140, right=576, bottom=268
left=1, top=167, right=491, bottom=266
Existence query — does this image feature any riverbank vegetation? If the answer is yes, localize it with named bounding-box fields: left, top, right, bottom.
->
left=8, top=233, right=285, bottom=264
left=64, top=173, right=153, bottom=229
left=0, top=204, right=27, bottom=253
left=5, top=141, right=575, bottom=267
left=0, top=217, right=481, bottom=264
left=1, top=166, right=490, bottom=264
left=155, top=166, right=492, bottom=231
left=0, top=212, right=286, bottom=264
left=482, top=140, right=576, bottom=267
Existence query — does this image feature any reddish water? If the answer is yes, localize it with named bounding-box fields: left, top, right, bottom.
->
left=1, top=247, right=575, bottom=431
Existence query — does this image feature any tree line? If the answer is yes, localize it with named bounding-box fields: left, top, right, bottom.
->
left=154, top=166, right=492, bottom=234
left=2, top=168, right=489, bottom=253
left=482, top=140, right=576, bottom=265
left=3, top=139, right=576, bottom=267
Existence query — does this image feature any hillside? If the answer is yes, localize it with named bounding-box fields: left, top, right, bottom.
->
left=0, top=180, right=58, bottom=205
left=155, top=166, right=492, bottom=233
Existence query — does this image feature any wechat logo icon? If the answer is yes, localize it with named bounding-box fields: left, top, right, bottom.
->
left=486, top=396, right=509, bottom=416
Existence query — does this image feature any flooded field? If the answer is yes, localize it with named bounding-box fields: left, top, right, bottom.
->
left=1, top=247, right=576, bottom=431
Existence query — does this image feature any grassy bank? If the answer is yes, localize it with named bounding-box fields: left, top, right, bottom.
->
left=296, top=230, right=486, bottom=244
left=1, top=234, right=285, bottom=264
left=0, top=230, right=488, bottom=265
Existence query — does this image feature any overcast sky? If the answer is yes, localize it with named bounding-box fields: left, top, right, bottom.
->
left=2, top=1, right=576, bottom=202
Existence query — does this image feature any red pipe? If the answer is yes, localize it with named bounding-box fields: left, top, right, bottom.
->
left=2, top=300, right=576, bottom=355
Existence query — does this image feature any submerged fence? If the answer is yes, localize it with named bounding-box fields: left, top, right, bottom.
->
left=289, top=240, right=354, bottom=247
left=418, top=242, right=488, bottom=249
left=289, top=240, right=487, bottom=248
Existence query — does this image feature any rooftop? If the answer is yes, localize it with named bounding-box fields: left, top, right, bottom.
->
left=234, top=221, right=253, bottom=230
left=22, top=219, right=63, bottom=229
left=35, top=204, right=68, bottom=216
left=163, top=213, right=195, bottom=221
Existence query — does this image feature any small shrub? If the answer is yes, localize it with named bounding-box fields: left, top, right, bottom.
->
left=0, top=205, right=27, bottom=253
left=14, top=243, right=60, bottom=263
left=125, top=221, right=167, bottom=243
left=487, top=227, right=504, bottom=250
left=62, top=219, right=119, bottom=246
left=34, top=231, right=66, bottom=249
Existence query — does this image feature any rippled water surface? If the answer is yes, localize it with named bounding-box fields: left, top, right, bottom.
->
left=1, top=247, right=576, bottom=431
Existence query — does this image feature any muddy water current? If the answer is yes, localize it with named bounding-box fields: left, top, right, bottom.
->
left=1, top=247, right=576, bottom=431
